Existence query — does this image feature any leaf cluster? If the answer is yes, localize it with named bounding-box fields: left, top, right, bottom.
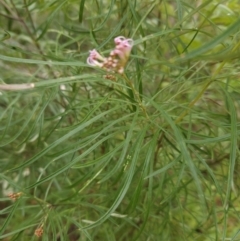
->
left=0, top=0, right=240, bottom=240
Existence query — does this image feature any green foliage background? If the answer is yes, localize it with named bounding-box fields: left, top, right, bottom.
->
left=1, top=0, right=240, bottom=240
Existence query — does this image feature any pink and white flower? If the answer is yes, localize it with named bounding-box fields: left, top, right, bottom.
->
left=87, top=49, right=106, bottom=67
left=87, top=36, right=134, bottom=74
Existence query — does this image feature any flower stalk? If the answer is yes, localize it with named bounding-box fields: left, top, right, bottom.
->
left=87, top=36, right=149, bottom=118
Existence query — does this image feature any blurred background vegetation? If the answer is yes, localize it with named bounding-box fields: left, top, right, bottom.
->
left=1, top=0, right=240, bottom=240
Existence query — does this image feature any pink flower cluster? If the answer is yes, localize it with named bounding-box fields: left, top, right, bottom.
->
left=87, top=36, right=134, bottom=74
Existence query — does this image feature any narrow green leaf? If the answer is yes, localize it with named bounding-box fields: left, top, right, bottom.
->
left=79, top=0, right=86, bottom=23
left=175, top=17, right=240, bottom=61
left=223, top=91, right=238, bottom=208
left=145, top=159, right=179, bottom=179
left=0, top=54, right=86, bottom=67
left=0, top=199, right=21, bottom=236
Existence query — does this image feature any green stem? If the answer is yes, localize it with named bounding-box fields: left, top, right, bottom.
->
left=122, top=74, right=149, bottom=119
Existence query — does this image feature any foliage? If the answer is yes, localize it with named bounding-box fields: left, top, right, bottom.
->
left=0, top=0, right=240, bottom=240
